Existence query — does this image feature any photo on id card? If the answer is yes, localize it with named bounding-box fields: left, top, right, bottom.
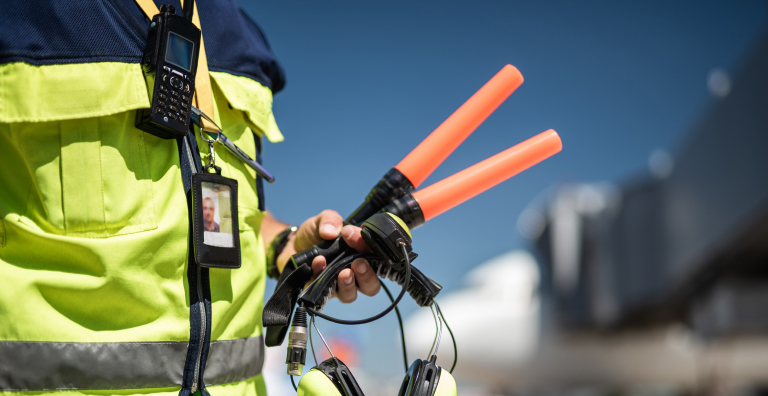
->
left=201, top=182, right=233, bottom=247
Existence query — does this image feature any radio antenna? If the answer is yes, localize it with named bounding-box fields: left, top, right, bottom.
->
left=182, top=0, right=194, bottom=21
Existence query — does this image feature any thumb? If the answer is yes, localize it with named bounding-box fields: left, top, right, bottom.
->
left=293, top=210, right=343, bottom=251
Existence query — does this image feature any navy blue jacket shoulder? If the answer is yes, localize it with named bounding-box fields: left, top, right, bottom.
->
left=0, top=0, right=285, bottom=93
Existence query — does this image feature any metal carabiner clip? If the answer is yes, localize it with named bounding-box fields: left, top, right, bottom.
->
left=198, top=119, right=220, bottom=173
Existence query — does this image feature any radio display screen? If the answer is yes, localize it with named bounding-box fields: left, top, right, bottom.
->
left=166, top=32, right=194, bottom=71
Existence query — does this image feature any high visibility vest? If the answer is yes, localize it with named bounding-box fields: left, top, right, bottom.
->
left=0, top=2, right=284, bottom=395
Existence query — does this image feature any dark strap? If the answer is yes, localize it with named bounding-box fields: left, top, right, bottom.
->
left=262, top=263, right=313, bottom=347
left=253, top=133, right=265, bottom=211
left=176, top=131, right=213, bottom=395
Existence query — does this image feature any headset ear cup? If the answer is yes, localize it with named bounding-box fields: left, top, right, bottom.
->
left=398, top=358, right=442, bottom=396
left=313, top=357, right=365, bottom=396
left=297, top=369, right=344, bottom=396
left=397, top=360, right=422, bottom=396
left=335, top=363, right=365, bottom=396
left=432, top=369, right=457, bottom=396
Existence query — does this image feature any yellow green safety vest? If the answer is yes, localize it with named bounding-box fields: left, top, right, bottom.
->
left=0, top=60, right=282, bottom=395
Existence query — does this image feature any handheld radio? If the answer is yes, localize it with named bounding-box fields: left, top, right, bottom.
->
left=135, top=4, right=200, bottom=139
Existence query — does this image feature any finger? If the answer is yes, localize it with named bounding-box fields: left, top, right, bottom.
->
left=317, top=210, right=343, bottom=240
left=351, top=258, right=380, bottom=297
left=340, top=225, right=372, bottom=253
left=304, top=256, right=328, bottom=289
left=336, top=268, right=357, bottom=303
left=311, top=255, right=327, bottom=278
left=294, top=216, right=320, bottom=251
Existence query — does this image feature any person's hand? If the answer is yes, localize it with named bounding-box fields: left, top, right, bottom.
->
left=278, top=210, right=380, bottom=303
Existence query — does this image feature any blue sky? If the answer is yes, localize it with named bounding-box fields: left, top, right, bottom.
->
left=240, top=0, right=766, bottom=379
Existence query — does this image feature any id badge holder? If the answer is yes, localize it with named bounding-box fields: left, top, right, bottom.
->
left=191, top=125, right=241, bottom=269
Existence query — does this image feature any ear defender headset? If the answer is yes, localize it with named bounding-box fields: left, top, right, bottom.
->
left=262, top=65, right=563, bottom=396
left=298, top=356, right=457, bottom=396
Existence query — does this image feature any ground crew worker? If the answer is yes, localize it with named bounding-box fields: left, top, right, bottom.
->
left=0, top=1, right=381, bottom=395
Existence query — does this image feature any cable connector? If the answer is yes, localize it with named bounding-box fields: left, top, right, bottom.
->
left=286, top=307, right=308, bottom=375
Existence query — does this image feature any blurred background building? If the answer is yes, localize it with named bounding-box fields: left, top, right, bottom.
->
left=406, top=12, right=768, bottom=396
left=251, top=1, right=768, bottom=395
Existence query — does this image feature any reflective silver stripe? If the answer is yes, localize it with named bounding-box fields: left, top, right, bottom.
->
left=204, top=336, right=265, bottom=386
left=0, top=336, right=264, bottom=391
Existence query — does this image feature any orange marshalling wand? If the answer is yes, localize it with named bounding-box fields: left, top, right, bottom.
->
left=412, top=129, right=562, bottom=221
left=395, top=65, right=524, bottom=188
left=347, top=64, right=561, bottom=228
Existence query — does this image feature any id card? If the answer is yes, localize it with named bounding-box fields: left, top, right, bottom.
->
left=192, top=172, right=241, bottom=269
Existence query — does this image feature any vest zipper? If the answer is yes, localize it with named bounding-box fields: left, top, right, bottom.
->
left=191, top=263, right=206, bottom=393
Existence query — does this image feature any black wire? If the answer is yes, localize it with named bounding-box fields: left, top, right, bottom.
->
left=290, top=375, right=297, bottom=391
left=380, top=280, right=408, bottom=372
left=326, top=248, right=350, bottom=267
left=435, top=302, right=457, bottom=373
left=300, top=251, right=357, bottom=297
left=306, top=244, right=411, bottom=326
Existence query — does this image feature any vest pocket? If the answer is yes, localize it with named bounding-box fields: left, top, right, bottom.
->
left=58, top=114, right=158, bottom=237
left=17, top=113, right=158, bottom=238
